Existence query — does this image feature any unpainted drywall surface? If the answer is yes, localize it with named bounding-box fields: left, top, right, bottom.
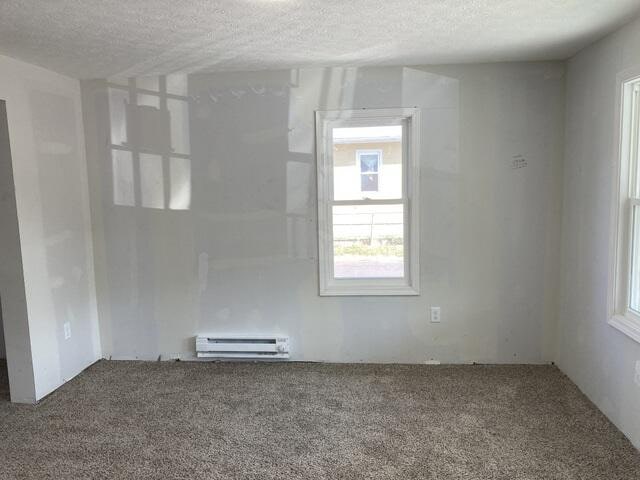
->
left=82, top=63, right=565, bottom=364
left=0, top=99, right=35, bottom=402
left=0, top=55, right=101, bottom=401
left=557, top=17, right=640, bottom=449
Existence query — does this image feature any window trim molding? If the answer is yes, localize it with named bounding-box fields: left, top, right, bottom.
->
left=608, top=67, right=640, bottom=344
left=315, top=107, right=420, bottom=297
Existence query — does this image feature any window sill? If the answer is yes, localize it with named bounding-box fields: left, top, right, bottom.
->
left=609, top=314, right=640, bottom=345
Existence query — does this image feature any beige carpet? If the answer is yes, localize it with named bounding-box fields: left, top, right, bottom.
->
left=0, top=360, right=639, bottom=479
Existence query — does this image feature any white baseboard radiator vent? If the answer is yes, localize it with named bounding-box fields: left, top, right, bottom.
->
left=195, top=335, right=290, bottom=359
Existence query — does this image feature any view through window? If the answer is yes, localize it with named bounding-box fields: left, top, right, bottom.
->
left=332, top=126, right=403, bottom=279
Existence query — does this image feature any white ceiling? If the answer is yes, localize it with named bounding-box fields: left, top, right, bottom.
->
left=0, top=0, right=639, bottom=79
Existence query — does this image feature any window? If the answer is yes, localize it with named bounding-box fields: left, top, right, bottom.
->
left=358, top=150, right=381, bottom=192
left=609, top=75, right=640, bottom=344
left=316, top=108, right=420, bottom=296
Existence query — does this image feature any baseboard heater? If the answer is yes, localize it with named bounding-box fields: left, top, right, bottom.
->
left=195, top=335, right=290, bottom=359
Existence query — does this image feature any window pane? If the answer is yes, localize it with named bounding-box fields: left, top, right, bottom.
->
left=632, top=86, right=640, bottom=198
left=332, top=204, right=404, bottom=279
left=360, top=154, right=379, bottom=173
left=361, top=174, right=378, bottom=191
left=630, top=204, right=640, bottom=313
left=333, top=126, right=402, bottom=200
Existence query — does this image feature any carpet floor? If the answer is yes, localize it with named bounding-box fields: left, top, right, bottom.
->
left=0, top=360, right=639, bottom=479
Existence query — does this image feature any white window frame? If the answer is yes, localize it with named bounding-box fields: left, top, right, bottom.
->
left=608, top=69, right=640, bottom=344
left=357, top=149, right=382, bottom=193
left=316, top=108, right=420, bottom=296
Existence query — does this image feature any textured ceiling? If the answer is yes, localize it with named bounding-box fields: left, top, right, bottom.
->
left=0, top=0, right=639, bottom=79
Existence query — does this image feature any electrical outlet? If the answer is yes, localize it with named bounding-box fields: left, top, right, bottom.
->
left=430, top=306, right=441, bottom=323
left=635, top=361, right=640, bottom=387
left=63, top=322, right=71, bottom=340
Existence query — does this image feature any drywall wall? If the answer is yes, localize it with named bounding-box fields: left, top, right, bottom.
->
left=0, top=99, right=34, bottom=402
left=82, top=63, right=565, bottom=364
left=557, top=17, right=640, bottom=448
left=0, top=55, right=100, bottom=402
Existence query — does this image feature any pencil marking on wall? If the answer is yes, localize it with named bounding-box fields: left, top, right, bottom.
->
left=510, top=154, right=527, bottom=170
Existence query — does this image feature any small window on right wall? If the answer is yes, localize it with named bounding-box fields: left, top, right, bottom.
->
left=609, top=74, right=640, bottom=344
